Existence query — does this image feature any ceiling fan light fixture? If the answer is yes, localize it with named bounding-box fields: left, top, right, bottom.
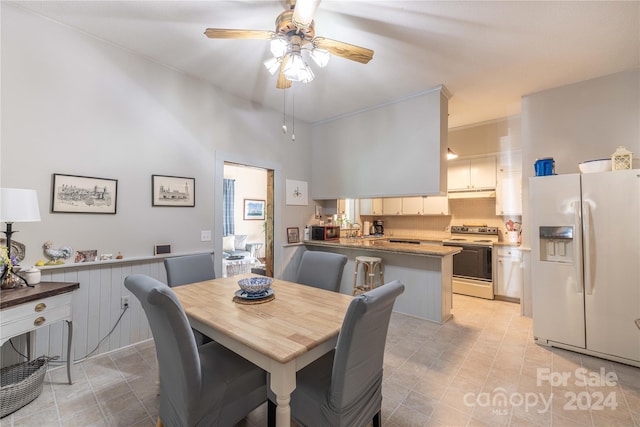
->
left=270, top=38, right=288, bottom=58
left=264, top=56, right=282, bottom=75
left=310, top=47, right=330, bottom=67
left=283, top=52, right=314, bottom=82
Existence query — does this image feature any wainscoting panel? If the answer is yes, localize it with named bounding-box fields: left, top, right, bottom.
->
left=1, top=257, right=169, bottom=368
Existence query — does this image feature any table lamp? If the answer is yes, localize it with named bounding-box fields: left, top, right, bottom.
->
left=1, top=188, right=41, bottom=287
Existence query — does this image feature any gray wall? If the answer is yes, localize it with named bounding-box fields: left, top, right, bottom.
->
left=521, top=68, right=640, bottom=246
left=1, top=3, right=314, bottom=271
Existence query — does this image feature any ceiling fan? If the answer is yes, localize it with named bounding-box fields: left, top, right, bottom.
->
left=204, top=0, right=374, bottom=89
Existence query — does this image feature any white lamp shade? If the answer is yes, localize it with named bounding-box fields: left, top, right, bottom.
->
left=283, top=53, right=314, bottom=82
left=310, top=48, right=330, bottom=67
left=0, top=188, right=41, bottom=222
left=270, top=38, right=288, bottom=58
left=264, top=56, right=282, bottom=75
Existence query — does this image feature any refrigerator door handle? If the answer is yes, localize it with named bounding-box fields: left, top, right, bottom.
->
left=582, top=201, right=594, bottom=295
left=636, top=319, right=640, bottom=330
left=573, top=201, right=584, bottom=294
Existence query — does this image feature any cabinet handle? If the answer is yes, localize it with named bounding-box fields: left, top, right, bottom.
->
left=34, top=316, right=46, bottom=326
left=35, top=303, right=46, bottom=312
left=635, top=319, right=640, bottom=330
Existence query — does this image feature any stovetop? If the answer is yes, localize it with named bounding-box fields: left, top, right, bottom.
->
left=444, top=225, right=499, bottom=246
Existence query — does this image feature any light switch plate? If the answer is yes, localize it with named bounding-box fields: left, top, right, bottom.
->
left=201, top=230, right=212, bottom=241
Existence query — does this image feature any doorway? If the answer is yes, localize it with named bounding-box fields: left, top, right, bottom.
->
left=222, top=162, right=274, bottom=277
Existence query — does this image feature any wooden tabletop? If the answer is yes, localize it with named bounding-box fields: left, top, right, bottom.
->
left=172, top=274, right=354, bottom=364
left=0, top=282, right=80, bottom=309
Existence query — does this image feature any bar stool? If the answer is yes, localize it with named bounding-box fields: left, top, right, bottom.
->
left=352, top=256, right=384, bottom=295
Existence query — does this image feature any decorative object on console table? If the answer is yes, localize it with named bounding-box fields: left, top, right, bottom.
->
left=151, top=175, right=195, bottom=207
left=42, top=241, right=73, bottom=265
left=51, top=174, right=117, bottom=214
left=1, top=188, right=41, bottom=288
left=286, top=227, right=300, bottom=244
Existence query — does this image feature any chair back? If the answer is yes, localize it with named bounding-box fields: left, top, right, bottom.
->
left=124, top=274, right=205, bottom=425
left=328, top=280, right=404, bottom=415
left=164, top=253, right=215, bottom=287
left=295, top=251, right=348, bottom=292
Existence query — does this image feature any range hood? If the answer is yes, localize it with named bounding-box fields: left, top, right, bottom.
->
left=448, top=190, right=496, bottom=199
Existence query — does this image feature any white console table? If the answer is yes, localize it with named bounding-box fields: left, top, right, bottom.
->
left=0, top=282, right=79, bottom=384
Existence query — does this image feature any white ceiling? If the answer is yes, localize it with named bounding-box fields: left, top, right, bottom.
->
left=10, top=0, right=640, bottom=128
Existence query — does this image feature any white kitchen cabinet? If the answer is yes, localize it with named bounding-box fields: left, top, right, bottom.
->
left=494, top=246, right=523, bottom=300
left=382, top=197, right=402, bottom=215
left=359, top=198, right=383, bottom=216
left=496, top=171, right=522, bottom=215
left=447, top=157, right=497, bottom=191
left=401, top=197, right=423, bottom=215
left=422, top=196, right=449, bottom=215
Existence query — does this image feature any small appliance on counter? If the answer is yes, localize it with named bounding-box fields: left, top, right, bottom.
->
left=373, top=220, right=384, bottom=235
left=311, top=225, right=340, bottom=241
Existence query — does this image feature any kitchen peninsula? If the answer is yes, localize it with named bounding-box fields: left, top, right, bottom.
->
left=304, top=238, right=461, bottom=323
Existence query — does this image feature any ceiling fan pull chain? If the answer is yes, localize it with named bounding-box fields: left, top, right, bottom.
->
left=282, top=87, right=287, bottom=134
left=291, top=86, right=296, bottom=141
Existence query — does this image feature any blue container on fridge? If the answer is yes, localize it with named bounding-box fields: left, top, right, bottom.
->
left=534, top=158, right=555, bottom=176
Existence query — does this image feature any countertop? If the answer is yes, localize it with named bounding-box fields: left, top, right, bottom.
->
left=304, top=238, right=462, bottom=257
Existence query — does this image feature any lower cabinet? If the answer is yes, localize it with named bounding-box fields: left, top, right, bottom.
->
left=494, top=246, right=523, bottom=301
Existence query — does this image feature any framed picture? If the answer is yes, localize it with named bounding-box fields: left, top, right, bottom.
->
left=244, top=199, right=265, bottom=220
left=152, top=175, right=195, bottom=207
left=51, top=173, right=118, bottom=214
left=287, top=227, right=300, bottom=244
left=285, top=179, right=308, bottom=206
left=75, top=249, right=97, bottom=263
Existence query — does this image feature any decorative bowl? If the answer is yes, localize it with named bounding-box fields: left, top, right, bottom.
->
left=579, top=159, right=612, bottom=173
left=237, top=277, right=272, bottom=295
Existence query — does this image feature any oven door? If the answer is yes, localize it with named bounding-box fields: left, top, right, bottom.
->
left=444, top=243, right=492, bottom=281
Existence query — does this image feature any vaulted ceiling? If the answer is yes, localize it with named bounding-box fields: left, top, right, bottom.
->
left=10, top=1, right=639, bottom=128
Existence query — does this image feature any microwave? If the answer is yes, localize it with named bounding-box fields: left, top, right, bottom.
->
left=311, top=225, right=341, bottom=241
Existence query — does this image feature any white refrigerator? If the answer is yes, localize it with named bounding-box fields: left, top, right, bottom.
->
left=530, top=169, right=640, bottom=366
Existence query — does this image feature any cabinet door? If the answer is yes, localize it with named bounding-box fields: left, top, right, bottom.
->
left=401, top=197, right=423, bottom=215
left=337, top=199, right=346, bottom=215
left=423, top=196, right=449, bottom=215
left=496, top=248, right=522, bottom=299
left=359, top=199, right=372, bottom=215
left=447, top=160, right=471, bottom=191
left=371, top=198, right=383, bottom=215
left=496, top=172, right=522, bottom=215
left=470, top=157, right=496, bottom=190
left=382, top=198, right=402, bottom=215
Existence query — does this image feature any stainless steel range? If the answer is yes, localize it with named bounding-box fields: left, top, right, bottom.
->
left=443, top=225, right=498, bottom=300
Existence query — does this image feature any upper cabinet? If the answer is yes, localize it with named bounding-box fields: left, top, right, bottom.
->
left=496, top=151, right=523, bottom=215
left=447, top=157, right=497, bottom=192
left=422, top=196, right=449, bottom=215
left=382, top=198, right=403, bottom=215
left=359, top=198, right=383, bottom=216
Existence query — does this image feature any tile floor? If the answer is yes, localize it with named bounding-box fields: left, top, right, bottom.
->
left=2, top=294, right=639, bottom=427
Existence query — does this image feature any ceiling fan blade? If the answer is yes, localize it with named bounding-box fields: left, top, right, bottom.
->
left=313, top=37, right=374, bottom=64
left=276, top=56, right=292, bottom=89
left=204, top=29, right=274, bottom=40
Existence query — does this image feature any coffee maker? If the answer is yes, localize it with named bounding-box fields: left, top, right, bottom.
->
left=373, top=220, right=384, bottom=235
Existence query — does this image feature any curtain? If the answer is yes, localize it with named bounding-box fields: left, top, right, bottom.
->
left=223, top=179, right=235, bottom=236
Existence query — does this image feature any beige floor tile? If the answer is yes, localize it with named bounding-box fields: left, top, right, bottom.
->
left=424, top=403, right=470, bottom=427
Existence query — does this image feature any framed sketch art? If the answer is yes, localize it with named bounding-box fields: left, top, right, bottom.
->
left=287, top=227, right=300, bottom=244
left=152, top=175, right=195, bottom=207
left=51, top=173, right=118, bottom=214
left=285, top=179, right=308, bottom=206
left=244, top=199, right=265, bottom=220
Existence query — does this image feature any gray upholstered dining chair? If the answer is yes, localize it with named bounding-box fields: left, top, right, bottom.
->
left=164, top=253, right=216, bottom=287
left=295, top=251, right=348, bottom=292
left=277, top=280, right=404, bottom=427
left=125, top=274, right=271, bottom=427
left=164, top=254, right=216, bottom=345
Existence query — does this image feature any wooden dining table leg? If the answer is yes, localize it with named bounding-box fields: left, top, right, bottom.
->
left=269, top=361, right=296, bottom=427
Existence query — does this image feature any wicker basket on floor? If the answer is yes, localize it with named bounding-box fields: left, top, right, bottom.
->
left=0, top=357, right=48, bottom=418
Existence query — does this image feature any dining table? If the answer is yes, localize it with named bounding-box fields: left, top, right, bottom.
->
left=171, top=273, right=354, bottom=427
